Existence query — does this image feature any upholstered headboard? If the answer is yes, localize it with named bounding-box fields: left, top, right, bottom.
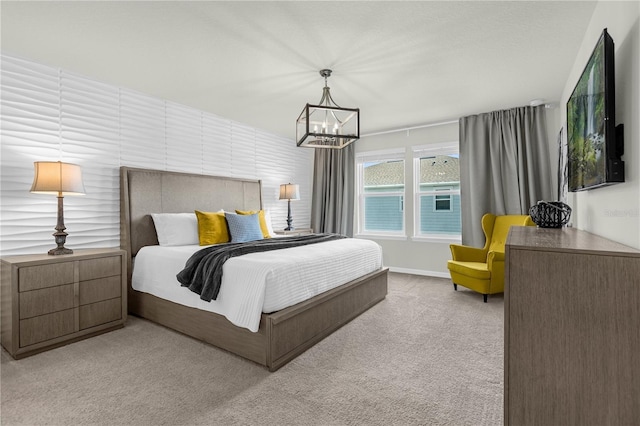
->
left=119, top=167, right=262, bottom=261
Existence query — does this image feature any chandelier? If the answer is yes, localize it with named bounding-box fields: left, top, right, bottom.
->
left=296, top=69, right=360, bottom=149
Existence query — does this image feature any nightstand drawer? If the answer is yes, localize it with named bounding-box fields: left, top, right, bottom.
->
left=2, top=248, right=127, bottom=359
left=79, top=256, right=121, bottom=281
left=79, top=298, right=121, bottom=330
left=19, top=262, right=74, bottom=292
left=20, top=309, right=75, bottom=347
left=80, top=276, right=121, bottom=305
left=19, top=284, right=75, bottom=319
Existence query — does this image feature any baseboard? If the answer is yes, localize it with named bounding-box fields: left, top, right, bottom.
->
left=387, top=267, right=450, bottom=279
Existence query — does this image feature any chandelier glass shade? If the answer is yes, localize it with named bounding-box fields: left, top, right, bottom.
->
left=296, top=69, right=359, bottom=149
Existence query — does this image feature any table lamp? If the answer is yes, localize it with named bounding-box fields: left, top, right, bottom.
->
left=30, top=161, right=85, bottom=255
left=279, top=183, right=300, bottom=231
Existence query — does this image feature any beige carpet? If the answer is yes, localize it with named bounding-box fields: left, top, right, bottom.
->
left=1, top=273, right=504, bottom=425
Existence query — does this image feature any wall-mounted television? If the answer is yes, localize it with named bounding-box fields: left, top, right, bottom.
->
left=567, top=28, right=624, bottom=192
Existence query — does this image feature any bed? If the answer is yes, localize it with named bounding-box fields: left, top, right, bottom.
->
left=119, top=166, right=388, bottom=371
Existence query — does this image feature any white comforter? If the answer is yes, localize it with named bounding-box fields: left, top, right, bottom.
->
left=132, top=238, right=383, bottom=332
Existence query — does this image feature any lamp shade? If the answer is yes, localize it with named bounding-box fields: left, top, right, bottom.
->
left=30, top=161, right=85, bottom=196
left=279, top=183, right=300, bottom=201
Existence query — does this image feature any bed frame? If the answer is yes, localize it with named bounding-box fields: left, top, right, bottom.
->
left=120, top=166, right=388, bottom=371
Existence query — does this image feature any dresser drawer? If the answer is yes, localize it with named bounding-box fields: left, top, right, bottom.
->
left=80, top=275, right=121, bottom=306
left=19, top=262, right=74, bottom=292
left=19, top=284, right=75, bottom=319
left=20, top=309, right=75, bottom=347
left=79, top=256, right=121, bottom=281
left=79, top=298, right=121, bottom=330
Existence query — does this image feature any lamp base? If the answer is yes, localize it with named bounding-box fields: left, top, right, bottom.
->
left=285, top=199, right=294, bottom=231
left=49, top=227, right=72, bottom=255
left=48, top=246, right=73, bottom=256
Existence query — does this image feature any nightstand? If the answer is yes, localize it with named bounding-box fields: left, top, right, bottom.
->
left=1, top=248, right=127, bottom=359
left=274, top=228, right=313, bottom=236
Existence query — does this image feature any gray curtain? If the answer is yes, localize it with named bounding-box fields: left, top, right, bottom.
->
left=459, top=105, right=553, bottom=246
left=310, top=144, right=354, bottom=236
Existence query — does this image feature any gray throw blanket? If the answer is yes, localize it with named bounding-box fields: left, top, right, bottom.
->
left=176, top=233, right=346, bottom=302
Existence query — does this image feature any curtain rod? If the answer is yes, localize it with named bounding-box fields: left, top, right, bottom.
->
left=361, top=119, right=459, bottom=138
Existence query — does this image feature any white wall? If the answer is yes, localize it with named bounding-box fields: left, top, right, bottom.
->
left=0, top=54, right=314, bottom=256
left=559, top=1, right=640, bottom=249
left=545, top=106, right=562, bottom=196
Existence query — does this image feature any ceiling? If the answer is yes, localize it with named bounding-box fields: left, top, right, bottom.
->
left=1, top=1, right=597, bottom=139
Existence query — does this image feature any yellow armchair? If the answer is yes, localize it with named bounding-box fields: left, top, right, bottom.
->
left=447, top=213, right=535, bottom=302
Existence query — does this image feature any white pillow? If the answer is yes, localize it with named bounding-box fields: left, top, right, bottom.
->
left=264, top=209, right=276, bottom=237
left=151, top=213, right=199, bottom=246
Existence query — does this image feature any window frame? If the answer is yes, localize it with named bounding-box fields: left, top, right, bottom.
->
left=355, top=148, right=406, bottom=238
left=412, top=142, right=461, bottom=243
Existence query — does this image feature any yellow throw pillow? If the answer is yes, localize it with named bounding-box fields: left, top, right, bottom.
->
left=195, top=210, right=230, bottom=245
left=236, top=209, right=271, bottom=238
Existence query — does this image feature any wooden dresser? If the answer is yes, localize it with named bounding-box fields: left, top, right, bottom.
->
left=504, top=227, right=640, bottom=426
left=1, top=248, right=127, bottom=359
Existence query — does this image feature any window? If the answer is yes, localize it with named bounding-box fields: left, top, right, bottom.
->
left=413, top=143, right=461, bottom=239
left=434, top=189, right=452, bottom=211
left=356, top=149, right=405, bottom=236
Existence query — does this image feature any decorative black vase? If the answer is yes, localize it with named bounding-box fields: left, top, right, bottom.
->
left=529, top=201, right=572, bottom=228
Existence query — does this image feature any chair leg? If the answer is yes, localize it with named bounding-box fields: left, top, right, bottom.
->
left=483, top=294, right=488, bottom=303
left=453, top=283, right=457, bottom=291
